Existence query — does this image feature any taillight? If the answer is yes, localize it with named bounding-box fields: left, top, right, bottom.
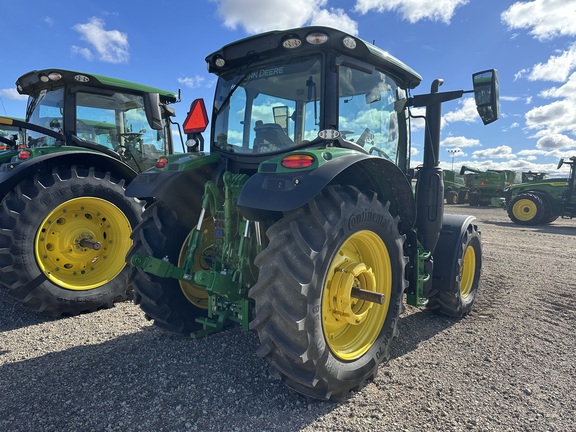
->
left=155, top=157, right=168, bottom=168
left=0, top=145, right=7, bottom=151
left=281, top=154, right=314, bottom=169
left=18, top=150, right=32, bottom=160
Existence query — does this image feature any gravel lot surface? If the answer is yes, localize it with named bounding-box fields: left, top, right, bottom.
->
left=1, top=205, right=575, bottom=432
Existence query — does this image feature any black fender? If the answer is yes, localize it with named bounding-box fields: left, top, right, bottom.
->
left=125, top=157, right=219, bottom=228
left=238, top=153, right=416, bottom=233
left=0, top=150, right=137, bottom=201
left=430, top=214, right=480, bottom=292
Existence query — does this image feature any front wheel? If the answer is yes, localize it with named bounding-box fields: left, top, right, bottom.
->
left=427, top=215, right=482, bottom=317
left=507, top=193, right=546, bottom=225
left=0, top=166, right=142, bottom=316
left=249, top=185, right=407, bottom=400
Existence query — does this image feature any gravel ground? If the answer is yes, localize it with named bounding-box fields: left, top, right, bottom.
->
left=1, top=205, right=575, bottom=432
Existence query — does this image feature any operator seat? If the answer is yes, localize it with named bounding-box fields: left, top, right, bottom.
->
left=254, top=120, right=294, bottom=151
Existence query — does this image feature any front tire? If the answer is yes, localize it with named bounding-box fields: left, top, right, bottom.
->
left=427, top=215, right=481, bottom=317
left=507, top=193, right=546, bottom=225
left=0, top=166, right=142, bottom=316
left=249, top=185, right=407, bottom=400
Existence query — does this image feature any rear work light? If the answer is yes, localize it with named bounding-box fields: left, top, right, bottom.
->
left=281, top=154, right=315, bottom=169
left=183, top=99, right=209, bottom=134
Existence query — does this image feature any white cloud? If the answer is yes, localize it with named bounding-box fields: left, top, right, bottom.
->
left=502, top=0, right=576, bottom=41
left=535, top=133, right=576, bottom=150
left=441, top=136, right=480, bottom=148
left=310, top=8, right=359, bottom=36
left=472, top=145, right=517, bottom=160
left=72, top=17, right=129, bottom=63
left=525, top=99, right=576, bottom=134
left=526, top=43, right=576, bottom=82
left=354, top=0, right=469, bottom=24
left=0, top=88, right=28, bottom=101
left=442, top=98, right=480, bottom=124
left=178, top=75, right=208, bottom=88
left=44, top=17, right=54, bottom=27
left=212, top=0, right=358, bottom=35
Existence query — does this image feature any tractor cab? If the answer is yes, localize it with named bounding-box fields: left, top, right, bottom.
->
left=11, top=69, right=181, bottom=173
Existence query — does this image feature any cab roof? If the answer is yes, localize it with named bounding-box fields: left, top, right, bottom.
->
left=206, top=26, right=423, bottom=89
left=16, top=69, right=178, bottom=103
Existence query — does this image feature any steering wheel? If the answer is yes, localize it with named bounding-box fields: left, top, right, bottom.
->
left=368, top=146, right=393, bottom=161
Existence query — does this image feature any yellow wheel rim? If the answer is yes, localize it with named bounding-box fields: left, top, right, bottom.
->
left=512, top=198, right=537, bottom=221
left=35, top=197, right=133, bottom=290
left=460, top=245, right=476, bottom=298
left=322, top=230, right=391, bottom=361
left=178, top=223, right=210, bottom=310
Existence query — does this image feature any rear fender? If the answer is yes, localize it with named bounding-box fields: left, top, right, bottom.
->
left=238, top=153, right=416, bottom=232
left=0, top=151, right=137, bottom=201
left=125, top=153, right=220, bottom=227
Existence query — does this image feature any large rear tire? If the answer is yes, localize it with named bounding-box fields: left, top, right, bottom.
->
left=249, top=185, right=407, bottom=400
left=427, top=215, right=481, bottom=317
left=126, top=201, right=208, bottom=335
left=0, top=166, right=141, bottom=316
left=507, top=193, right=546, bottom=225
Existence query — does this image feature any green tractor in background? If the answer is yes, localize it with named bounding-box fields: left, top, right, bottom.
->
left=460, top=165, right=519, bottom=206
left=125, top=26, right=499, bottom=400
left=0, top=117, right=25, bottom=163
left=443, top=169, right=468, bottom=204
left=521, top=171, right=547, bottom=183
left=504, top=157, right=576, bottom=225
left=0, top=69, right=182, bottom=316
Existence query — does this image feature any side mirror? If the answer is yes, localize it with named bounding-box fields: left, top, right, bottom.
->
left=473, top=69, right=499, bottom=125
left=144, top=92, right=163, bottom=130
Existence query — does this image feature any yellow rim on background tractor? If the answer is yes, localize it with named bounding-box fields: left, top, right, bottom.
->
left=35, top=197, right=132, bottom=290
left=322, top=230, right=391, bottom=361
left=512, top=198, right=537, bottom=222
left=178, top=225, right=210, bottom=309
left=459, top=245, right=476, bottom=298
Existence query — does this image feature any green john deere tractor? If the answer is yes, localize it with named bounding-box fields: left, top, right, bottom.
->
left=443, top=169, right=468, bottom=204
left=0, top=69, right=182, bottom=316
left=460, top=165, right=519, bottom=206
left=504, top=157, right=576, bottom=225
left=125, top=26, right=499, bottom=400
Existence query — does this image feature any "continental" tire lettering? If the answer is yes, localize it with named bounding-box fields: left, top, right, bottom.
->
left=348, top=211, right=388, bottom=230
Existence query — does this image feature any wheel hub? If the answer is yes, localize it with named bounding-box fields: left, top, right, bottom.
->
left=35, top=197, right=133, bottom=290
left=330, top=262, right=376, bottom=325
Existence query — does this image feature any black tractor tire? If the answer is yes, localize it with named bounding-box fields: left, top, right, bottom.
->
left=507, top=193, right=546, bottom=225
left=0, top=166, right=142, bottom=316
left=468, top=192, right=479, bottom=206
left=446, top=191, right=458, bottom=205
left=427, top=215, right=482, bottom=317
left=126, top=201, right=208, bottom=335
left=457, top=190, right=469, bottom=204
left=249, top=185, right=407, bottom=400
left=541, top=197, right=559, bottom=224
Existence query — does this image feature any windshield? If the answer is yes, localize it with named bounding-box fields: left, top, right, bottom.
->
left=338, top=65, right=404, bottom=164
left=212, top=55, right=322, bottom=155
left=25, top=86, right=171, bottom=171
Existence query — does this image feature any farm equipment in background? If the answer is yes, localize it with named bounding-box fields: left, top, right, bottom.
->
left=0, top=69, right=182, bottom=316
left=504, top=157, right=576, bottom=225
left=460, top=165, right=519, bottom=207
left=521, top=171, right=547, bottom=183
left=0, top=117, right=25, bottom=165
left=125, top=26, right=499, bottom=400
left=443, top=169, right=468, bottom=204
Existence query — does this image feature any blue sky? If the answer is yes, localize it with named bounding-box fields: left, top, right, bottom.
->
left=2, top=0, right=576, bottom=176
